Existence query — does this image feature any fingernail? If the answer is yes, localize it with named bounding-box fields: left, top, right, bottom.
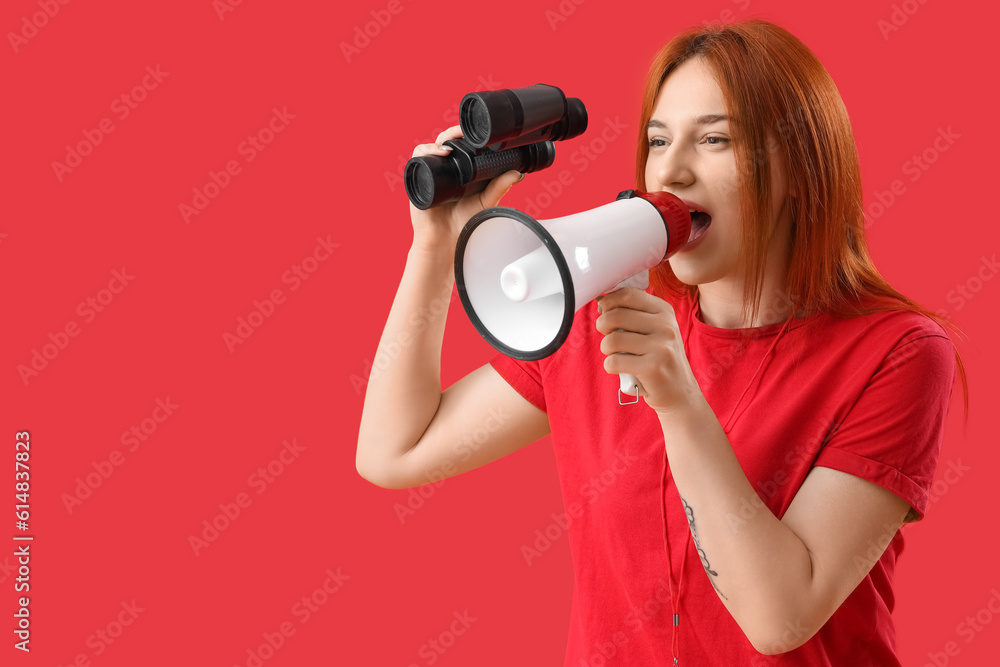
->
left=440, top=144, right=453, bottom=151
left=518, top=172, right=525, bottom=182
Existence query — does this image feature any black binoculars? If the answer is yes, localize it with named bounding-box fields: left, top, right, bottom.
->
left=404, top=84, right=588, bottom=210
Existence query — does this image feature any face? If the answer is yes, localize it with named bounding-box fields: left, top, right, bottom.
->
left=645, top=56, right=790, bottom=287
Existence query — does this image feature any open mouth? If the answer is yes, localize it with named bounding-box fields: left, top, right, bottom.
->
left=688, top=210, right=712, bottom=242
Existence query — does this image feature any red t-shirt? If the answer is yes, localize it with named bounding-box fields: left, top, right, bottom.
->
left=490, top=291, right=956, bottom=666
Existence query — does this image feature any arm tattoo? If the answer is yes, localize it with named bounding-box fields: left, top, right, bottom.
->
left=681, top=496, right=727, bottom=600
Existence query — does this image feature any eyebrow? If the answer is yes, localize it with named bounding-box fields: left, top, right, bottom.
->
left=647, top=114, right=729, bottom=129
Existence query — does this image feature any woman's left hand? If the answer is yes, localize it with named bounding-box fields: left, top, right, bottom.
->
left=595, top=287, right=703, bottom=415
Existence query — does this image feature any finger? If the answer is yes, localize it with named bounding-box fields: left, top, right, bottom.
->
left=412, top=139, right=459, bottom=158
left=598, top=288, right=674, bottom=318
left=597, top=287, right=654, bottom=311
left=411, top=126, right=465, bottom=158
left=479, top=170, right=525, bottom=208
left=599, top=330, right=649, bottom=357
left=595, top=308, right=664, bottom=336
left=435, top=125, right=464, bottom=145
left=603, top=350, right=647, bottom=377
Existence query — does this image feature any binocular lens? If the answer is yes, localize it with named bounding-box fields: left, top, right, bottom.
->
left=462, top=97, right=493, bottom=148
left=409, top=161, right=434, bottom=208
left=405, top=159, right=438, bottom=210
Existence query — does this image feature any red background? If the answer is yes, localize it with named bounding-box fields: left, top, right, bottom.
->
left=3, top=0, right=998, bottom=665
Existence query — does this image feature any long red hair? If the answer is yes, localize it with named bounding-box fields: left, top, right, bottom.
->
left=636, top=19, right=967, bottom=414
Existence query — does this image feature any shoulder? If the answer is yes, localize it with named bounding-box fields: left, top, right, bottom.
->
left=811, top=308, right=957, bottom=398
left=828, top=307, right=954, bottom=362
left=856, top=307, right=949, bottom=340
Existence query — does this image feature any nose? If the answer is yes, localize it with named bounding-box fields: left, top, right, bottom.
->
left=649, top=143, right=695, bottom=189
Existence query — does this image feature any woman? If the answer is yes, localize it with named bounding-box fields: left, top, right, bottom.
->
left=357, top=18, right=964, bottom=665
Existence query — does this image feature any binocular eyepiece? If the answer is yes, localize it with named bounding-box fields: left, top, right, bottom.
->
left=405, top=84, right=587, bottom=210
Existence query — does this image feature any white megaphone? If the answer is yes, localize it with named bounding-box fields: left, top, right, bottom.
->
left=455, top=189, right=693, bottom=404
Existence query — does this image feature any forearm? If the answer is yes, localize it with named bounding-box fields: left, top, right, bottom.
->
left=658, top=396, right=818, bottom=651
left=356, top=243, right=456, bottom=472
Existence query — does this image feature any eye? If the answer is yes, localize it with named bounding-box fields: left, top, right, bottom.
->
left=706, top=136, right=730, bottom=146
left=648, top=137, right=669, bottom=148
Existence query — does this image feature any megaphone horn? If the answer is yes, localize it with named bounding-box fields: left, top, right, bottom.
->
left=455, top=190, right=692, bottom=404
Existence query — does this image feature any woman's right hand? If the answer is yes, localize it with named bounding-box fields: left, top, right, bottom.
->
left=408, top=125, right=524, bottom=256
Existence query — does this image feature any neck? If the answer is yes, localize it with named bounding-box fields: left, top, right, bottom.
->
left=696, top=274, right=796, bottom=328
left=697, top=204, right=797, bottom=329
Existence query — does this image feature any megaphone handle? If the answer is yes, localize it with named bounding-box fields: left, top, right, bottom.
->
left=610, top=271, right=649, bottom=406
